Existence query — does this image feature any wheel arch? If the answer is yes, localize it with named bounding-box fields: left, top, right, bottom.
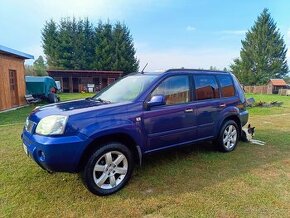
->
left=219, top=114, right=242, bottom=138
left=77, top=132, right=141, bottom=172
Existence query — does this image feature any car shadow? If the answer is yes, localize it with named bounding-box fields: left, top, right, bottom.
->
left=120, top=130, right=289, bottom=198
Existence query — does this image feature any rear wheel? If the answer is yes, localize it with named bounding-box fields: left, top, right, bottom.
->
left=216, top=120, right=239, bottom=152
left=81, top=143, right=134, bottom=196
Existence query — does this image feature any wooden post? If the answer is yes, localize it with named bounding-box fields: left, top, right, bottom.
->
left=69, top=76, right=73, bottom=93
left=60, top=77, right=63, bottom=92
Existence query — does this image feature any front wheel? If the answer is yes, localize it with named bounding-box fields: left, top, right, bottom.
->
left=216, top=120, right=239, bottom=152
left=81, top=143, right=134, bottom=196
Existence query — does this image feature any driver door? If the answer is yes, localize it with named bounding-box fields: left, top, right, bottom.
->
left=142, top=75, right=197, bottom=152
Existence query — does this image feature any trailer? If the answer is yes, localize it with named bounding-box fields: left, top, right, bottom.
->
left=25, top=76, right=59, bottom=103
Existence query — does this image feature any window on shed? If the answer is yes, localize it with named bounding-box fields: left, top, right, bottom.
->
left=217, top=75, right=235, bottom=97
left=194, top=75, right=219, bottom=100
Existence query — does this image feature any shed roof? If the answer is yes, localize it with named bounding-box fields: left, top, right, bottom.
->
left=269, top=79, right=287, bottom=86
left=0, top=45, right=34, bottom=59
left=47, top=70, right=123, bottom=74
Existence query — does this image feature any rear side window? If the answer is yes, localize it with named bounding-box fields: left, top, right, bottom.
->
left=217, top=75, right=235, bottom=97
left=151, top=75, right=190, bottom=105
left=194, top=75, right=219, bottom=100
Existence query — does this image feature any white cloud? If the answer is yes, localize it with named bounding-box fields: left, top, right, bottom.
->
left=186, top=25, right=196, bottom=31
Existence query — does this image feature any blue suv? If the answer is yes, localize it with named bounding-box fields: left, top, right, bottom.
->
left=22, top=69, right=248, bottom=195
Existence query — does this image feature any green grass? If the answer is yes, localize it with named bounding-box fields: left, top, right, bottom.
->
left=0, top=93, right=94, bottom=125
left=246, top=93, right=290, bottom=115
left=0, top=93, right=290, bottom=217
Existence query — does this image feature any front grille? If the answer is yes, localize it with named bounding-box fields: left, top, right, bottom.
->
left=25, top=118, right=36, bottom=134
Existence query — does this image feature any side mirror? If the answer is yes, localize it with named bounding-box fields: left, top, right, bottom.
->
left=146, top=95, right=166, bottom=109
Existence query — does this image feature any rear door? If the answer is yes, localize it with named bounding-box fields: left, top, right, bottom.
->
left=193, top=74, right=221, bottom=139
left=216, top=74, right=239, bottom=106
left=142, top=75, right=197, bottom=151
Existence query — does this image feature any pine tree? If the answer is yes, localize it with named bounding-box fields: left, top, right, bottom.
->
left=42, top=20, right=59, bottom=68
left=93, top=21, right=114, bottom=70
left=209, top=66, right=218, bottom=70
left=71, top=18, right=86, bottom=70
left=230, top=8, right=288, bottom=85
left=83, top=18, right=96, bottom=69
left=42, top=18, right=139, bottom=73
left=112, top=22, right=139, bottom=74
left=57, top=18, right=74, bottom=69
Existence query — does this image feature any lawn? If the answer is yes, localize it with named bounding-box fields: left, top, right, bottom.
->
left=0, top=93, right=289, bottom=217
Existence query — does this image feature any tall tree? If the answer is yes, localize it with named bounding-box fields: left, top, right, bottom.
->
left=83, top=18, right=96, bottom=69
left=42, top=20, right=59, bottom=68
left=209, top=66, right=218, bottom=70
left=112, top=22, right=139, bottom=74
left=25, top=64, right=34, bottom=76
left=33, top=56, right=47, bottom=76
left=70, top=18, right=89, bottom=70
left=42, top=18, right=139, bottom=73
left=93, top=22, right=114, bottom=70
left=230, top=8, right=288, bottom=85
left=57, top=18, right=75, bottom=69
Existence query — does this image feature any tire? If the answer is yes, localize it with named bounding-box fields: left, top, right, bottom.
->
left=216, top=120, right=239, bottom=152
left=81, top=142, right=134, bottom=196
left=48, top=93, right=58, bottom=103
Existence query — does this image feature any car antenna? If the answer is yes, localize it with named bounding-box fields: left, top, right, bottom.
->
left=141, top=63, right=148, bottom=74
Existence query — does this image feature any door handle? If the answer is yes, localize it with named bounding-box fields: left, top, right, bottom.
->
left=219, top=104, right=226, bottom=108
left=184, top=108, right=194, bottom=113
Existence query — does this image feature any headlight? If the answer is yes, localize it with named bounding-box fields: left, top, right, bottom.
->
left=35, top=115, right=68, bottom=135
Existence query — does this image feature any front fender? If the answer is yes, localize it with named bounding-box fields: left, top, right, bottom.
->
left=81, top=119, right=144, bottom=151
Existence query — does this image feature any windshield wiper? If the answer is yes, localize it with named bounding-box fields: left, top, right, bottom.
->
left=85, top=97, right=111, bottom=103
left=95, top=98, right=111, bottom=103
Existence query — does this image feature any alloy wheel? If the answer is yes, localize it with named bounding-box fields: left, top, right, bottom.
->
left=223, top=124, right=237, bottom=150
left=92, top=151, right=128, bottom=190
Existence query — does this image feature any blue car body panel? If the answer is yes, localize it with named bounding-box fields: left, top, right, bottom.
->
left=21, top=70, right=248, bottom=173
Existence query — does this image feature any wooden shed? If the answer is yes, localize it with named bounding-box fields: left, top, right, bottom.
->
left=267, top=79, right=287, bottom=94
left=0, top=45, right=34, bottom=111
left=47, top=70, right=123, bottom=93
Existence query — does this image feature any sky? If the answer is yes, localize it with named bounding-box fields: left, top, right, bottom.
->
left=1, top=0, right=290, bottom=71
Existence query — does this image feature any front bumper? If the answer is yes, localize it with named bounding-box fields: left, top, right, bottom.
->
left=21, top=130, right=90, bottom=173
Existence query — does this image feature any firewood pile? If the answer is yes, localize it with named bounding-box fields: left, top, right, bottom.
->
left=246, top=98, right=283, bottom=107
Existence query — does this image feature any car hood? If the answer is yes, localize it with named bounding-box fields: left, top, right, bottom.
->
left=29, top=99, right=131, bottom=122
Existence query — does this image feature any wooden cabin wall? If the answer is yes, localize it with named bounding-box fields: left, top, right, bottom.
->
left=0, top=54, right=26, bottom=111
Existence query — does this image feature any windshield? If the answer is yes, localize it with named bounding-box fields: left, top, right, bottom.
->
left=93, top=75, right=157, bottom=103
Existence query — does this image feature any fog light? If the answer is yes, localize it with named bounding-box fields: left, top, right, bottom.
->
left=38, top=150, right=45, bottom=161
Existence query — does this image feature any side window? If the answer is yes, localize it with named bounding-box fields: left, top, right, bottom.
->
left=151, top=75, right=190, bottom=105
left=217, top=75, right=235, bottom=97
left=194, top=75, right=219, bottom=100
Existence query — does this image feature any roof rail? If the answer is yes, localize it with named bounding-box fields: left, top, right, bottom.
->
left=165, top=68, right=229, bottom=73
